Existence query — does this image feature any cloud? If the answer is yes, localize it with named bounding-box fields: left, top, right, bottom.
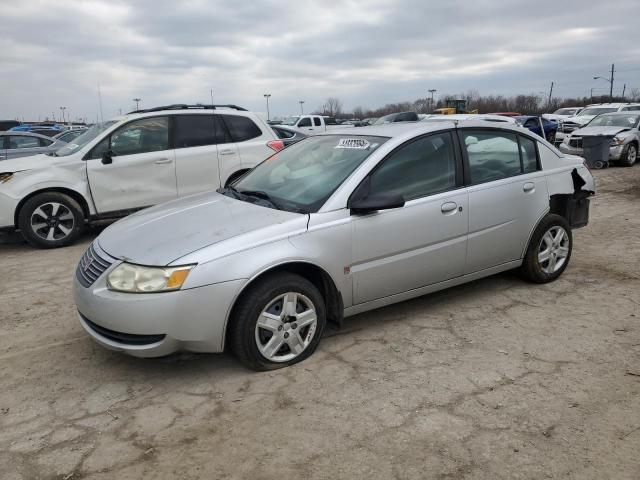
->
left=1, top=0, right=639, bottom=121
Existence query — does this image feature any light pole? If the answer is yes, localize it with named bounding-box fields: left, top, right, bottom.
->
left=59, top=106, right=66, bottom=125
left=299, top=100, right=305, bottom=114
left=428, top=89, right=437, bottom=112
left=263, top=94, right=271, bottom=120
left=133, top=98, right=141, bottom=110
left=594, top=64, right=614, bottom=100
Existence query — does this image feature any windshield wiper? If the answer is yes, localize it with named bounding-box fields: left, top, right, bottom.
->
left=237, top=189, right=283, bottom=209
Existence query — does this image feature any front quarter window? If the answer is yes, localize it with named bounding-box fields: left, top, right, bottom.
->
left=55, top=121, right=118, bottom=157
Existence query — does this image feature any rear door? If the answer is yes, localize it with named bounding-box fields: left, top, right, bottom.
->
left=173, top=114, right=223, bottom=196
left=460, top=129, right=548, bottom=273
left=351, top=131, right=469, bottom=304
left=219, top=113, right=274, bottom=183
left=85, top=116, right=177, bottom=213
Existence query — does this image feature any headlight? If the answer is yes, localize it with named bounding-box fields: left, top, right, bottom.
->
left=107, top=263, right=195, bottom=293
left=0, top=173, right=14, bottom=183
left=611, top=136, right=625, bottom=146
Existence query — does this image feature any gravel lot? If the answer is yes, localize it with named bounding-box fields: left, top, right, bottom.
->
left=1, top=166, right=639, bottom=480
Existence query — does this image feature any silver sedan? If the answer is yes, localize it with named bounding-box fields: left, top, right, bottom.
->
left=74, top=121, right=595, bottom=370
left=1, top=132, right=65, bottom=160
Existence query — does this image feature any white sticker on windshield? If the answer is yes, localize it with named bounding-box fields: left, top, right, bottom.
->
left=335, top=138, right=370, bottom=150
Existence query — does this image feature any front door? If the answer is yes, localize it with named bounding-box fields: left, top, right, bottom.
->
left=460, top=129, right=549, bottom=273
left=86, top=116, right=177, bottom=213
left=351, top=131, right=469, bottom=304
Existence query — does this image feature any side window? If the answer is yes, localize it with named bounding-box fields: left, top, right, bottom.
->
left=221, top=115, right=262, bottom=142
left=298, top=117, right=312, bottom=128
left=174, top=115, right=216, bottom=148
left=9, top=136, right=40, bottom=149
left=524, top=119, right=538, bottom=128
left=313, top=117, right=321, bottom=127
left=462, top=130, right=522, bottom=184
left=368, top=132, right=457, bottom=200
left=39, top=137, right=53, bottom=147
left=519, top=136, right=539, bottom=173
left=89, top=137, right=110, bottom=160
left=111, top=117, right=169, bottom=156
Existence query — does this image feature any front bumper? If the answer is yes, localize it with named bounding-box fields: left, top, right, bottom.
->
left=73, top=254, right=246, bottom=357
left=0, top=191, right=18, bottom=229
left=558, top=143, right=625, bottom=161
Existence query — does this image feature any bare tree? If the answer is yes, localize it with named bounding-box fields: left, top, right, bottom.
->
left=324, top=97, right=343, bottom=117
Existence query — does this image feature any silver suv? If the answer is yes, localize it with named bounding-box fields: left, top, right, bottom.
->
left=74, top=121, right=595, bottom=370
left=0, top=104, right=283, bottom=248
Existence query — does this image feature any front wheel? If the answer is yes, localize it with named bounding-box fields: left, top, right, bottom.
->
left=229, top=272, right=326, bottom=371
left=18, top=192, right=85, bottom=248
left=520, top=214, right=572, bottom=283
left=619, top=143, right=637, bottom=167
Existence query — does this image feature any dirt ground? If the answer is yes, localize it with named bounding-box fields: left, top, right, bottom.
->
left=0, top=166, right=639, bottom=480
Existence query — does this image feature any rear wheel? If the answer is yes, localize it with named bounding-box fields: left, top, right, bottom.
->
left=520, top=214, right=572, bottom=283
left=18, top=192, right=85, bottom=248
left=619, top=143, right=637, bottom=167
left=229, top=272, right=326, bottom=371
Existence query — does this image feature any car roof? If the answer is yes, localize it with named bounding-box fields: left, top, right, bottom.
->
left=0, top=131, right=51, bottom=139
left=596, top=111, right=640, bottom=116
left=319, top=119, right=529, bottom=139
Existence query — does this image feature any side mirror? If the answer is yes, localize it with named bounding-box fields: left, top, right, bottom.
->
left=101, top=150, right=113, bottom=165
left=350, top=193, right=405, bottom=215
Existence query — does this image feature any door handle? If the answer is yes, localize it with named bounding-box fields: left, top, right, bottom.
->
left=523, top=182, right=535, bottom=193
left=441, top=202, right=458, bottom=214
left=154, top=158, right=172, bottom=164
left=219, top=149, right=235, bottom=155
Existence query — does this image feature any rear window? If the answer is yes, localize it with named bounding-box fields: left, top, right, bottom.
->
left=174, top=115, right=217, bottom=148
left=221, top=115, right=262, bottom=142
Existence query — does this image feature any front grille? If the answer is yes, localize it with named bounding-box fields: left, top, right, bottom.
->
left=80, top=312, right=166, bottom=345
left=569, top=137, right=583, bottom=148
left=76, top=243, right=113, bottom=287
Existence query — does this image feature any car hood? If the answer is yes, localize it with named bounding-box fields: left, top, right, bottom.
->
left=564, top=115, right=595, bottom=125
left=571, top=126, right=632, bottom=137
left=0, top=153, right=58, bottom=170
left=97, top=191, right=307, bottom=266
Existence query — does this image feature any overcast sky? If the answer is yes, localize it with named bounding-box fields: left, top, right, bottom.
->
left=2, top=0, right=640, bottom=121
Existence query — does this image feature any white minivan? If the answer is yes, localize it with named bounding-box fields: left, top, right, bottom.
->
left=0, top=105, right=284, bottom=248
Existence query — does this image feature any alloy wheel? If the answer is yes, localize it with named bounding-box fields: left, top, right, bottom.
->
left=628, top=145, right=637, bottom=164
left=30, top=202, right=75, bottom=241
left=538, top=226, right=570, bottom=274
left=254, top=292, right=318, bottom=362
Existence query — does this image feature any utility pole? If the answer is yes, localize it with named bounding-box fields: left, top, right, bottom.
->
left=210, top=89, right=214, bottom=106
left=590, top=88, right=594, bottom=102
left=133, top=98, right=141, bottom=111
left=609, top=63, right=614, bottom=100
left=299, top=100, right=305, bottom=114
left=547, top=81, right=554, bottom=109
left=59, top=106, right=66, bottom=124
left=622, top=83, right=626, bottom=100
left=428, top=89, right=437, bottom=111
left=263, top=94, right=271, bottom=121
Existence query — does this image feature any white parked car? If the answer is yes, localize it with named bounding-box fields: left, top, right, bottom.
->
left=0, top=105, right=284, bottom=248
left=556, top=103, right=640, bottom=144
left=280, top=115, right=353, bottom=135
left=542, top=106, right=583, bottom=123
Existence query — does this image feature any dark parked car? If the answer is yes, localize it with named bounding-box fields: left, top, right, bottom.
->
left=516, top=116, right=559, bottom=143
left=0, top=132, right=65, bottom=160
left=271, top=125, right=308, bottom=147
left=0, top=120, right=21, bottom=131
left=373, top=111, right=419, bottom=124
left=10, top=124, right=64, bottom=137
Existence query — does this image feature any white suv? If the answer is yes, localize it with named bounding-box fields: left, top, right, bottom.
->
left=0, top=104, right=284, bottom=248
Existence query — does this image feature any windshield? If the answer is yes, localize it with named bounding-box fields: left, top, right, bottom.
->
left=53, top=121, right=118, bottom=156
left=554, top=108, right=579, bottom=115
left=579, top=107, right=618, bottom=116
left=587, top=114, right=640, bottom=128
left=221, top=135, right=388, bottom=213
left=281, top=116, right=300, bottom=126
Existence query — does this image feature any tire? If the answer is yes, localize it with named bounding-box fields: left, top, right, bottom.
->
left=520, top=214, right=572, bottom=284
left=229, top=272, right=326, bottom=371
left=619, top=143, right=637, bottom=167
left=18, top=192, right=85, bottom=248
